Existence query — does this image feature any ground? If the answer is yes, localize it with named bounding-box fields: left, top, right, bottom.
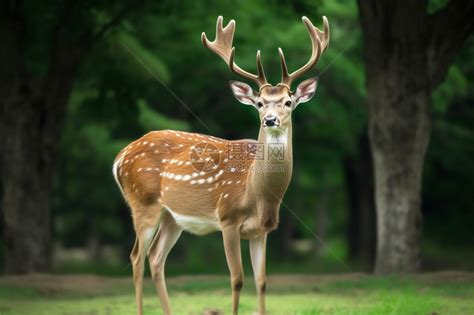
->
left=0, top=272, right=473, bottom=314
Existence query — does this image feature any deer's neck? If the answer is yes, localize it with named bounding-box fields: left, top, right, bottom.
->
left=248, top=125, right=293, bottom=206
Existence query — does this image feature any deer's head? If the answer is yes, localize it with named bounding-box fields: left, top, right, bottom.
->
left=202, top=16, right=329, bottom=133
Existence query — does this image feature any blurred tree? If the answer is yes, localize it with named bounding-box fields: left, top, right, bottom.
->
left=357, top=0, right=474, bottom=274
left=0, top=0, right=144, bottom=273
left=422, top=39, right=474, bottom=266
left=344, top=131, right=375, bottom=267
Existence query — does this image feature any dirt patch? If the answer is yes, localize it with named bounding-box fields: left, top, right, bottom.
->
left=0, top=274, right=131, bottom=296
left=409, top=271, right=474, bottom=284
left=1, top=271, right=473, bottom=297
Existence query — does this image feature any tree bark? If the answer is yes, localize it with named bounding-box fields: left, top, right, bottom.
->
left=0, top=0, right=143, bottom=273
left=1, top=1, right=81, bottom=273
left=1, top=70, right=78, bottom=273
left=357, top=0, right=474, bottom=274
left=369, top=81, right=430, bottom=274
left=358, top=1, right=431, bottom=274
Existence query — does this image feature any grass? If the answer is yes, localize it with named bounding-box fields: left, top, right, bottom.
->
left=0, top=272, right=473, bottom=314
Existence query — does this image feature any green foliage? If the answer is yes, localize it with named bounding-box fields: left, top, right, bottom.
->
left=137, top=100, right=190, bottom=131
left=44, top=0, right=474, bottom=273
left=423, top=36, right=474, bottom=247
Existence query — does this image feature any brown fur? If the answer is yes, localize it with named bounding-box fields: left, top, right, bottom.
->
left=115, top=13, right=328, bottom=315
left=114, top=129, right=290, bottom=237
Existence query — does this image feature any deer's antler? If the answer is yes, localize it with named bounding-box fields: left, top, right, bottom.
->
left=279, top=16, right=330, bottom=89
left=202, top=16, right=269, bottom=89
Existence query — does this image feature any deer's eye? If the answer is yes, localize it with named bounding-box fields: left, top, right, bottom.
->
left=257, top=102, right=263, bottom=108
left=285, top=101, right=292, bottom=107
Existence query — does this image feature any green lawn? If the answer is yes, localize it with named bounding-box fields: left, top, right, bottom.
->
left=0, top=272, right=473, bottom=314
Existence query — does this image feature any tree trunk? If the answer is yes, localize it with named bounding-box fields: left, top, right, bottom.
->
left=0, top=0, right=143, bottom=273
left=0, top=27, right=80, bottom=272
left=2, top=73, right=76, bottom=273
left=369, top=84, right=430, bottom=274
left=358, top=1, right=431, bottom=274
left=345, top=131, right=375, bottom=268
left=2, top=94, right=53, bottom=272
left=358, top=0, right=474, bottom=274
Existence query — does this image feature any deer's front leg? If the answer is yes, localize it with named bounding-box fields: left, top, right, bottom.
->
left=222, top=226, right=244, bottom=315
left=250, top=234, right=267, bottom=314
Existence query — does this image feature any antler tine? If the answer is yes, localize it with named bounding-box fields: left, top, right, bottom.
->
left=202, top=16, right=268, bottom=88
left=278, top=47, right=290, bottom=90
left=319, top=16, right=330, bottom=52
left=279, top=16, right=330, bottom=88
left=255, top=50, right=269, bottom=89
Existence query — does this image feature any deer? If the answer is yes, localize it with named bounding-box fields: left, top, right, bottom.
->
left=113, top=15, right=329, bottom=315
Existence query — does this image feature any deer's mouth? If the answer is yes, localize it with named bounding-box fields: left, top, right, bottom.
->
left=264, top=124, right=280, bottom=129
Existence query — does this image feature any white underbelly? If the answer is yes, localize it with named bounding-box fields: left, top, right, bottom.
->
left=166, top=208, right=220, bottom=235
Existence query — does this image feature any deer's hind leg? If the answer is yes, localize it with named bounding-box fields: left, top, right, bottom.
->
left=148, top=210, right=182, bottom=315
left=129, top=202, right=163, bottom=315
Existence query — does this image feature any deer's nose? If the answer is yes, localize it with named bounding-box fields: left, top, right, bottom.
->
left=263, top=115, right=280, bottom=127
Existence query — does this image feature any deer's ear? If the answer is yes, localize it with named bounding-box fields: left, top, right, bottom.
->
left=293, top=77, right=318, bottom=106
left=229, top=81, right=258, bottom=106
